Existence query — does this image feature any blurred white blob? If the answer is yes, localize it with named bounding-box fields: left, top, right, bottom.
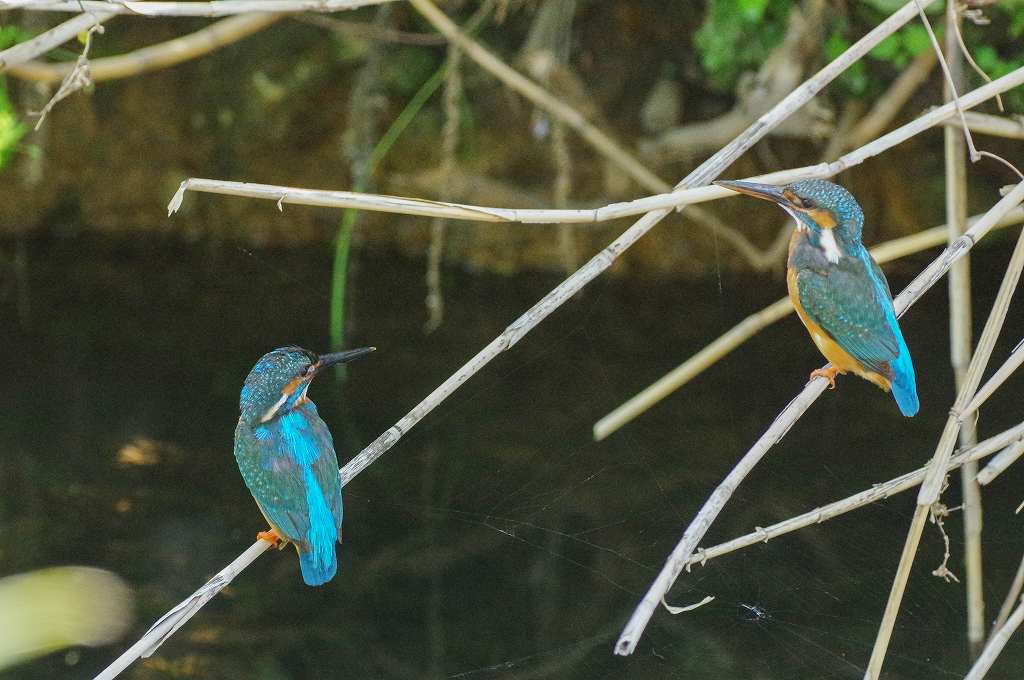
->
left=0, top=567, right=133, bottom=670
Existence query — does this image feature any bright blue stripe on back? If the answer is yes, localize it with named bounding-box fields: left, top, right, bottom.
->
left=861, top=251, right=919, bottom=416
left=299, top=465, right=338, bottom=586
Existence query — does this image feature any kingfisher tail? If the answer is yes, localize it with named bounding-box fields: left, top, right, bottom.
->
left=890, top=349, right=919, bottom=417
left=299, top=467, right=340, bottom=586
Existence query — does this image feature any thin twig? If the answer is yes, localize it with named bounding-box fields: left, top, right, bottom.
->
left=7, top=14, right=283, bottom=84
left=0, top=11, right=115, bottom=71
left=991, top=553, right=1024, bottom=635
left=592, top=207, right=1024, bottom=441
left=32, top=21, right=103, bottom=130
left=621, top=181, right=1024, bottom=661
left=867, top=182, right=1024, bottom=677
left=964, top=596, right=1024, bottom=680
left=683, top=421, right=1024, bottom=570
left=299, top=14, right=448, bottom=45
left=1, top=0, right=394, bottom=16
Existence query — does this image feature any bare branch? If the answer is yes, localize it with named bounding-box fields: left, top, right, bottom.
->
left=0, top=11, right=115, bottom=71
left=7, top=14, right=283, bottom=84
left=1, top=0, right=395, bottom=16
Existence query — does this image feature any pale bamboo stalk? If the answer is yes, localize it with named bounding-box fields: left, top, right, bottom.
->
left=0, top=11, right=115, bottom=71
left=867, top=182, right=1024, bottom=677
left=992, top=554, right=1024, bottom=635
left=686, top=421, right=1024, bottom=569
left=976, top=440, right=1024, bottom=486
left=0, top=0, right=393, bottom=16
left=406, top=0, right=670, bottom=195
left=166, top=64, right=1024, bottom=223
left=943, top=3, right=985, bottom=658
left=619, top=182, right=1024, bottom=659
left=946, top=111, right=1024, bottom=140
left=6, top=14, right=283, bottom=84
left=592, top=207, right=1024, bottom=441
left=963, top=596, right=1024, bottom=680
left=960, top=337, right=1024, bottom=419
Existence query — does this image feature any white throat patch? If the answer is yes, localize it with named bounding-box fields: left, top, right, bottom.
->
left=819, top=228, right=842, bottom=264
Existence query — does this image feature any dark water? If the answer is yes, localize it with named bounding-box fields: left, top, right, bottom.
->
left=2, top=231, right=1023, bottom=679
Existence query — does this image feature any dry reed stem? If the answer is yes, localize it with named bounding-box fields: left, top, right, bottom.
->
left=976, top=440, right=1024, bottom=486
left=942, top=3, right=984, bottom=657
left=7, top=14, right=283, bottom=84
left=621, top=181, right=1024, bottom=661
left=960, top=337, right=1024, bottom=419
left=0, top=11, right=115, bottom=71
left=946, top=111, right=1024, bottom=140
left=685, top=421, right=1024, bottom=570
left=167, top=63, right=1024, bottom=223
left=1, top=0, right=393, bottom=16
left=592, top=207, right=1024, bottom=441
left=992, top=554, right=1024, bottom=636
left=866, top=182, right=1024, bottom=677
left=964, top=596, right=1024, bottom=680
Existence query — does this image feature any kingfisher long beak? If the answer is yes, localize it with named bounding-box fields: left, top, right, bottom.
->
left=315, top=346, right=376, bottom=373
left=714, top=180, right=789, bottom=206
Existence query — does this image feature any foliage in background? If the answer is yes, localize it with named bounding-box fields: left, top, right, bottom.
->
left=0, top=26, right=29, bottom=171
left=695, top=0, right=1024, bottom=112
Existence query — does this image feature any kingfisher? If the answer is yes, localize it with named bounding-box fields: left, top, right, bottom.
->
left=234, top=345, right=375, bottom=585
left=714, top=178, right=919, bottom=417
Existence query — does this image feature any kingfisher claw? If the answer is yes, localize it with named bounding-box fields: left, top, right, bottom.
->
left=810, top=366, right=841, bottom=389
left=257, top=529, right=287, bottom=550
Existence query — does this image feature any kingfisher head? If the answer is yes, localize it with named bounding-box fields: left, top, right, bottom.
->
left=239, top=345, right=375, bottom=425
left=715, top=178, right=865, bottom=263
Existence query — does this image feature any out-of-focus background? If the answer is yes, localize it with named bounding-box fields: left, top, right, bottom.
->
left=1, top=1, right=1023, bottom=678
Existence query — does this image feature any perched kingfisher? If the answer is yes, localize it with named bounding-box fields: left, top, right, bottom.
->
left=234, top=345, right=375, bottom=585
left=715, top=178, right=919, bottom=417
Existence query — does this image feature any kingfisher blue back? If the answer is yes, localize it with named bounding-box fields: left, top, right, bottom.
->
left=233, top=345, right=375, bottom=585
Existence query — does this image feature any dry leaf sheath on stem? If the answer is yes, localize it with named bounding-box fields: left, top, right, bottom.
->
left=866, top=181, right=1024, bottom=677
left=617, top=182, right=1024, bottom=659
left=592, top=208, right=1024, bottom=441
left=94, top=3, right=942, bottom=676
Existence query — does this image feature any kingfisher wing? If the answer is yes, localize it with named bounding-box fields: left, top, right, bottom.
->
left=795, top=256, right=900, bottom=376
left=233, top=420, right=310, bottom=542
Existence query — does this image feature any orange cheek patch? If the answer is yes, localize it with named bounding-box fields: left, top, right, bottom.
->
left=282, top=376, right=304, bottom=396
left=807, top=208, right=837, bottom=229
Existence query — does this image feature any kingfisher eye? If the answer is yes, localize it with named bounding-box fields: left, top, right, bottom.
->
left=802, top=197, right=817, bottom=209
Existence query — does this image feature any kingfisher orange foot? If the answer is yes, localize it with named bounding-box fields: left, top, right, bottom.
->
left=810, top=366, right=842, bottom=389
left=257, top=529, right=286, bottom=550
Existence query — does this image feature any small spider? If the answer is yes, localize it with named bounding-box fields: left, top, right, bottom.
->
left=737, top=603, right=773, bottom=624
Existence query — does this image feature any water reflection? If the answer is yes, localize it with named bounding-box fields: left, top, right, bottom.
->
left=3, top=234, right=1023, bottom=678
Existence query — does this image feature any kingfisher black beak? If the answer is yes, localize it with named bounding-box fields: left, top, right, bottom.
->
left=714, top=179, right=789, bottom=206
left=315, top=346, right=376, bottom=373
